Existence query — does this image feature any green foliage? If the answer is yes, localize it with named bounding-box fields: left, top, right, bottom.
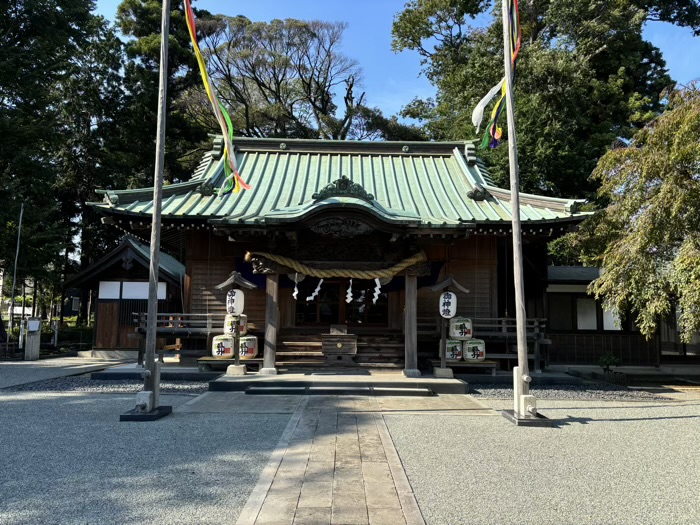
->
left=0, top=0, right=96, bottom=284
left=116, top=0, right=210, bottom=183
left=598, top=352, right=622, bottom=370
left=392, top=0, right=681, bottom=197
left=559, top=85, right=700, bottom=342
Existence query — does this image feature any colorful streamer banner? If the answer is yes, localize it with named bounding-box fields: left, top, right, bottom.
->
left=476, top=0, right=522, bottom=149
left=184, top=0, right=250, bottom=194
left=472, top=77, right=504, bottom=132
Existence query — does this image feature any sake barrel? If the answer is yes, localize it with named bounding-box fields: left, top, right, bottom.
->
left=211, top=334, right=235, bottom=357
left=463, top=339, right=486, bottom=362
left=449, top=317, right=473, bottom=340
left=224, top=314, right=248, bottom=336
left=239, top=335, right=258, bottom=359
left=445, top=339, right=463, bottom=362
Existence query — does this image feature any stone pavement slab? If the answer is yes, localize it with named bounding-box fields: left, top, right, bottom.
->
left=177, top=391, right=302, bottom=413
left=236, top=394, right=442, bottom=525
left=0, top=357, right=123, bottom=389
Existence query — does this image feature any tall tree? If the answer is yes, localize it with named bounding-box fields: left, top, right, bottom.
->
left=0, top=0, right=96, bottom=286
left=116, top=0, right=210, bottom=183
left=181, top=16, right=424, bottom=141
left=551, top=85, right=700, bottom=342
left=53, top=16, right=129, bottom=320
left=391, top=0, right=688, bottom=197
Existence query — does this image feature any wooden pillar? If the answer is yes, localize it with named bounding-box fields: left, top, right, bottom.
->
left=261, top=274, right=279, bottom=375
left=403, top=273, right=420, bottom=377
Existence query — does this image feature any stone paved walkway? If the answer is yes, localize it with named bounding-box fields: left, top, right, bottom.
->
left=236, top=395, right=478, bottom=525
left=234, top=394, right=495, bottom=524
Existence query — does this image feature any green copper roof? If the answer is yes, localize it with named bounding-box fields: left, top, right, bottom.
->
left=92, top=137, right=588, bottom=228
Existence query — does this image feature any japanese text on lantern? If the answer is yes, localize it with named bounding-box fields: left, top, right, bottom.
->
left=439, top=292, right=457, bottom=319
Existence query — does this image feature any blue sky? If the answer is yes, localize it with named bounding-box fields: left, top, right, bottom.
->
left=95, top=0, right=699, bottom=118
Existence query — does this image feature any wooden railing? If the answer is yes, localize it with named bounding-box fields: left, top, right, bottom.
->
left=418, top=316, right=546, bottom=338
left=130, top=313, right=229, bottom=365
left=132, top=313, right=226, bottom=335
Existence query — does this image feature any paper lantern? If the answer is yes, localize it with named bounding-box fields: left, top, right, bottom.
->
left=226, top=289, right=245, bottom=315
left=439, top=292, right=457, bottom=319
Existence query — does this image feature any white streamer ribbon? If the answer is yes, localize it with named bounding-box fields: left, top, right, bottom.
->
left=346, top=279, right=353, bottom=303
left=306, top=278, right=324, bottom=302
left=292, top=272, right=299, bottom=300
left=372, top=278, right=381, bottom=305
left=472, top=77, right=505, bottom=132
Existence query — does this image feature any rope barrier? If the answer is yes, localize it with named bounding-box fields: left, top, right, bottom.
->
left=245, top=251, right=427, bottom=279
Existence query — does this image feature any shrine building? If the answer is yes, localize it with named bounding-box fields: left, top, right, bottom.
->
left=87, top=137, right=667, bottom=373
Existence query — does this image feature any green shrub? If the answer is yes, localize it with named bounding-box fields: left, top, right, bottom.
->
left=598, top=352, right=622, bottom=371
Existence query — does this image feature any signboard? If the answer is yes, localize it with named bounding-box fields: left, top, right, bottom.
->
left=439, top=292, right=457, bottom=319
left=226, top=289, right=245, bottom=315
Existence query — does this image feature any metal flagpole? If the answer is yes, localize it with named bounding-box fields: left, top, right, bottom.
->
left=122, top=0, right=172, bottom=421
left=9, top=203, right=24, bottom=333
left=501, top=0, right=537, bottom=421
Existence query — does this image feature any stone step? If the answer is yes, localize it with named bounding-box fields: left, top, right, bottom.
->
left=276, top=351, right=325, bottom=357
left=244, top=385, right=435, bottom=396
left=210, top=376, right=469, bottom=394
left=355, top=362, right=404, bottom=369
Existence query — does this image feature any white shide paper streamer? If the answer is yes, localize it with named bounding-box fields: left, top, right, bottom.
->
left=306, top=278, right=324, bottom=302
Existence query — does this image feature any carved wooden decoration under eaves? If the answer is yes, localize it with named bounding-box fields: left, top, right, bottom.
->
left=310, top=217, right=373, bottom=238
left=121, top=250, right=134, bottom=271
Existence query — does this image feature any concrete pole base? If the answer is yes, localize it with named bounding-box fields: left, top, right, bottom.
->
left=433, top=367, right=454, bottom=379
left=402, top=369, right=422, bottom=378
left=135, top=391, right=154, bottom=413
left=259, top=367, right=278, bottom=375
left=226, top=364, right=247, bottom=376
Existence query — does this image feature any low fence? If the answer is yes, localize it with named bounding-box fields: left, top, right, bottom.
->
left=548, top=333, right=657, bottom=366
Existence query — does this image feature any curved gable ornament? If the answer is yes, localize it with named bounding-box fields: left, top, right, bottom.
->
left=310, top=217, right=374, bottom=238
left=312, top=176, right=374, bottom=203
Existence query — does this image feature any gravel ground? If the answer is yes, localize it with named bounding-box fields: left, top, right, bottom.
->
left=468, top=383, right=671, bottom=401
left=386, top=398, right=700, bottom=525
left=2, top=375, right=210, bottom=395
left=0, top=390, right=290, bottom=525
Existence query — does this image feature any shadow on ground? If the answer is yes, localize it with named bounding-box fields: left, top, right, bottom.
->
left=0, top=391, right=291, bottom=525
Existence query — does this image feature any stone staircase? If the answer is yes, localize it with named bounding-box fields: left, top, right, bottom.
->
left=275, top=331, right=405, bottom=370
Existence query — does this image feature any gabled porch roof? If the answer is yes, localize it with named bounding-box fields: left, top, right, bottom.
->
left=64, top=236, right=185, bottom=289
left=91, top=137, right=590, bottom=230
